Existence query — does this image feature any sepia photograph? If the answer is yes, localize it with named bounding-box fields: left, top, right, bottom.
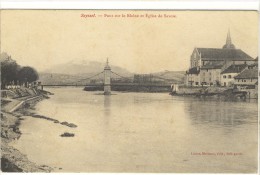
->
left=0, top=9, right=258, bottom=173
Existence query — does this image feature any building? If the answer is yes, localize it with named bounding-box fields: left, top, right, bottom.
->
left=234, top=69, right=258, bottom=87
left=246, top=56, right=258, bottom=70
left=200, top=62, right=223, bottom=86
left=233, top=67, right=258, bottom=99
left=220, top=64, right=247, bottom=87
left=186, top=30, right=255, bottom=86
left=186, top=67, right=200, bottom=86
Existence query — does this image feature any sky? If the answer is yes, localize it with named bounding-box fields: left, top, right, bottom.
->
left=1, top=10, right=258, bottom=73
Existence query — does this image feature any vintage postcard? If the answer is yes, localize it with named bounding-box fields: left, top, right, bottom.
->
left=0, top=10, right=258, bottom=173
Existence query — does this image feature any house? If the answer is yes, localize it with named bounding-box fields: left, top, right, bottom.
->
left=233, top=67, right=258, bottom=99
left=186, top=67, right=200, bottom=86
left=247, top=57, right=258, bottom=70
left=186, top=30, right=255, bottom=86
left=220, top=64, right=247, bottom=87
left=234, top=68, right=258, bottom=90
left=200, top=62, right=223, bottom=86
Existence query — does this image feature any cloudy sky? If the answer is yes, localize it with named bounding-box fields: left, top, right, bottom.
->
left=1, top=10, right=258, bottom=73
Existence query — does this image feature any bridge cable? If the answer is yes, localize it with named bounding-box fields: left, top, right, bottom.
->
left=110, top=71, right=133, bottom=80
left=76, top=71, right=104, bottom=83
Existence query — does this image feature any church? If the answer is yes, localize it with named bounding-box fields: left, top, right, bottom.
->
left=186, top=30, right=255, bottom=86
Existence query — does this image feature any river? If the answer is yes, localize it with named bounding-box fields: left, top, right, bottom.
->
left=11, top=87, right=258, bottom=173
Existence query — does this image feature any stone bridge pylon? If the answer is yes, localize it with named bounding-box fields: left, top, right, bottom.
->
left=104, top=58, right=111, bottom=95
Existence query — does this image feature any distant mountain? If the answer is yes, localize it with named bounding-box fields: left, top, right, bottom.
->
left=39, top=73, right=86, bottom=85
left=43, top=60, right=132, bottom=76
left=39, top=60, right=186, bottom=85
left=39, top=70, right=186, bottom=85
left=151, top=70, right=186, bottom=83
left=39, top=60, right=133, bottom=85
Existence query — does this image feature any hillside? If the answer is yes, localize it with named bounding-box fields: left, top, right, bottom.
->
left=43, top=60, right=132, bottom=76
left=39, top=71, right=186, bottom=85
left=39, top=60, right=186, bottom=85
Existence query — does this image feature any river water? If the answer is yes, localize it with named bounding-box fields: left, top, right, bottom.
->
left=11, top=87, right=258, bottom=173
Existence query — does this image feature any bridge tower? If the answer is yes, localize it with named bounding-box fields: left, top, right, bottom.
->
left=104, top=58, right=111, bottom=95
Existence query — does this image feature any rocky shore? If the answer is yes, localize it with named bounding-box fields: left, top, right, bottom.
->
left=1, top=88, right=53, bottom=172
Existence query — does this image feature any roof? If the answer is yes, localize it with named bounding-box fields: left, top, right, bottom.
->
left=248, top=63, right=258, bottom=68
left=186, top=67, right=200, bottom=74
left=234, top=69, right=258, bottom=79
left=196, top=48, right=254, bottom=61
left=201, top=62, right=223, bottom=69
left=221, top=64, right=247, bottom=74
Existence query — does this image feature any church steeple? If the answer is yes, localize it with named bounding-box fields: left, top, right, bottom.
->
left=223, top=29, right=236, bottom=49
left=226, top=29, right=232, bottom=45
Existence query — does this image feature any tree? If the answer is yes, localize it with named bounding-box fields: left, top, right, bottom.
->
left=1, top=58, right=20, bottom=89
left=17, top=66, right=39, bottom=84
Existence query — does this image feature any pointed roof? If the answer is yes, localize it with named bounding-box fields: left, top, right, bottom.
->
left=223, top=29, right=236, bottom=49
left=104, top=58, right=111, bottom=70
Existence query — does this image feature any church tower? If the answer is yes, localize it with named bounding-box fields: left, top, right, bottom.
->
left=223, top=29, right=236, bottom=49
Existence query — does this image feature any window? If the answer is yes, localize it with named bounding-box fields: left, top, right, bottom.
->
left=228, top=75, right=232, bottom=79
left=223, top=75, right=226, bottom=79
left=195, top=82, right=199, bottom=85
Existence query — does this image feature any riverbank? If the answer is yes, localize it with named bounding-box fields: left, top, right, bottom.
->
left=1, top=88, right=53, bottom=172
left=170, top=86, right=258, bottom=100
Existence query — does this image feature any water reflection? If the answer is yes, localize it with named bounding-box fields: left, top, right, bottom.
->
left=185, top=99, right=257, bottom=127
left=104, top=95, right=111, bottom=116
left=103, top=95, right=111, bottom=136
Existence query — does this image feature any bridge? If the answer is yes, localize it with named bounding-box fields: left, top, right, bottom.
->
left=43, top=59, right=179, bottom=94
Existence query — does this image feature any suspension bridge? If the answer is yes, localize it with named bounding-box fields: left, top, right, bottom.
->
left=42, top=60, right=179, bottom=94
